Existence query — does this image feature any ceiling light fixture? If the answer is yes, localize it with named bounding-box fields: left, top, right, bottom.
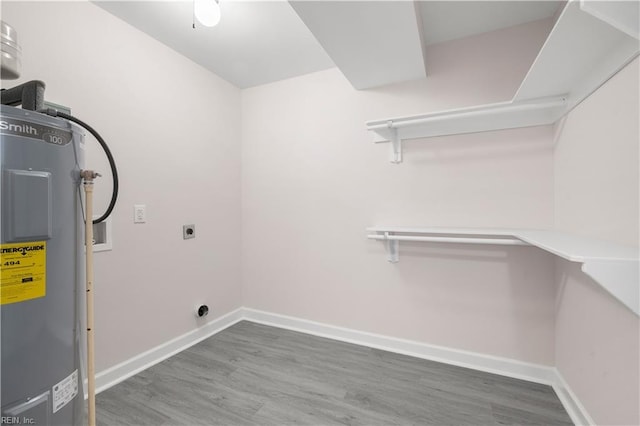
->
left=194, top=0, right=221, bottom=28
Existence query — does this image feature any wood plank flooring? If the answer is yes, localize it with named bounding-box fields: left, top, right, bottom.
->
left=97, top=321, right=573, bottom=426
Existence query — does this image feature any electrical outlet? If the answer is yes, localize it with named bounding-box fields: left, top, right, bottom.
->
left=183, top=224, right=195, bottom=239
left=134, top=204, right=146, bottom=223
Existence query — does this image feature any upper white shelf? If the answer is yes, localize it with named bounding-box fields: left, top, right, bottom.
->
left=367, top=0, right=640, bottom=163
left=367, top=226, right=640, bottom=316
left=513, top=0, right=640, bottom=108
left=366, top=96, right=567, bottom=163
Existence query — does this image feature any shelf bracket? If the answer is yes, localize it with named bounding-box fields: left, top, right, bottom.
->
left=581, top=259, right=640, bottom=316
left=383, top=232, right=399, bottom=263
left=388, top=121, right=402, bottom=164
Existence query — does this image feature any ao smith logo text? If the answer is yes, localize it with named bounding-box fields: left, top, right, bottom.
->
left=1, top=245, right=45, bottom=255
left=0, top=120, right=38, bottom=135
left=0, top=117, right=72, bottom=146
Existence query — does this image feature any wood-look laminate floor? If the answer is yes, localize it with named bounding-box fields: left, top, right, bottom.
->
left=97, top=321, right=573, bottom=426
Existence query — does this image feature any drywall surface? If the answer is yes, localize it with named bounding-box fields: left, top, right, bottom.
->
left=555, top=260, right=639, bottom=426
left=242, top=20, right=558, bottom=364
left=554, top=58, right=639, bottom=246
left=2, top=1, right=242, bottom=371
left=553, top=58, right=640, bottom=425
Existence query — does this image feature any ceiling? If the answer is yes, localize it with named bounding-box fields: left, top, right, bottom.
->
left=95, top=0, right=562, bottom=90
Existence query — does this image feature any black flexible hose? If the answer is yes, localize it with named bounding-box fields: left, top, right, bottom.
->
left=43, top=110, right=119, bottom=224
left=2, top=81, right=118, bottom=223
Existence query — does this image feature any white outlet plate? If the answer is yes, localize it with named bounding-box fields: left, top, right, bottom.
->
left=134, top=204, right=146, bottom=223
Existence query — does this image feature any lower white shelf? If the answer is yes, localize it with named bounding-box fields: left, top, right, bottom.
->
left=367, top=226, right=640, bottom=316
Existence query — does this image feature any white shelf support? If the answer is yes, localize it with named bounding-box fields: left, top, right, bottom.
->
left=581, top=259, right=640, bottom=316
left=388, top=122, right=402, bottom=164
left=367, top=227, right=640, bottom=316
left=382, top=232, right=399, bottom=263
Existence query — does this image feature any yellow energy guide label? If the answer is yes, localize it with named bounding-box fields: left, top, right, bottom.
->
left=0, top=241, right=46, bottom=305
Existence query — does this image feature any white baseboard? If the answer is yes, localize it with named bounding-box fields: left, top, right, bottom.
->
left=243, top=308, right=594, bottom=425
left=552, top=370, right=596, bottom=426
left=94, top=308, right=244, bottom=393
left=242, top=308, right=558, bottom=385
left=95, top=306, right=592, bottom=425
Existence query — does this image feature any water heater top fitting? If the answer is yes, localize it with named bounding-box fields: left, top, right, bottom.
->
left=1, top=21, right=21, bottom=79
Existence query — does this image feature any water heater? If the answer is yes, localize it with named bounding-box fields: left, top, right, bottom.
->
left=1, top=103, right=86, bottom=424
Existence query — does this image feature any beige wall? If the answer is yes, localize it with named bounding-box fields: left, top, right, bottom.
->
left=241, top=19, right=558, bottom=365
left=2, top=1, right=243, bottom=371
left=553, top=58, right=639, bottom=426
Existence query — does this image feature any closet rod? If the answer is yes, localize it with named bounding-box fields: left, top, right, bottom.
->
left=367, top=234, right=528, bottom=246
left=366, top=97, right=566, bottom=131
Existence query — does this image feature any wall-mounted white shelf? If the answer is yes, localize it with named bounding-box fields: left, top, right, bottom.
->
left=367, top=226, right=640, bottom=316
left=513, top=0, right=640, bottom=108
left=366, top=96, right=567, bottom=163
left=366, top=0, right=640, bottom=163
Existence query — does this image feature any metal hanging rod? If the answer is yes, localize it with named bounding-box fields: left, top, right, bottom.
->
left=367, top=234, right=528, bottom=246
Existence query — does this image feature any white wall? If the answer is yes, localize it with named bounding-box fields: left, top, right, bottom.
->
left=553, top=58, right=639, bottom=426
left=242, top=19, right=558, bottom=365
left=1, top=1, right=243, bottom=371
left=554, top=59, right=639, bottom=247
left=555, top=259, right=639, bottom=426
